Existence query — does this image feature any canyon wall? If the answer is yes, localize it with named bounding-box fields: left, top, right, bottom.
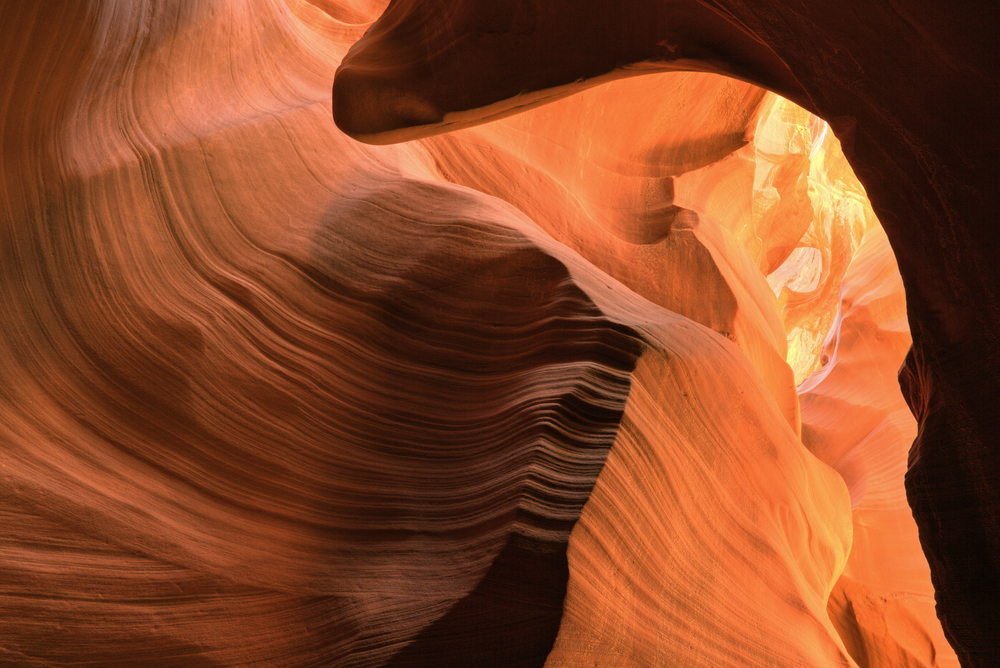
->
left=335, top=1, right=999, bottom=665
left=1, top=0, right=993, bottom=666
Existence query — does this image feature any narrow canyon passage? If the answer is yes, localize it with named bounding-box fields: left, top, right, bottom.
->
left=416, top=71, right=957, bottom=668
left=1, top=0, right=994, bottom=666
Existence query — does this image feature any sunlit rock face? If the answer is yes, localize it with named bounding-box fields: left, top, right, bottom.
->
left=337, top=1, right=1000, bottom=666
left=418, top=69, right=954, bottom=668
left=803, top=225, right=952, bottom=668
left=0, top=0, right=991, bottom=667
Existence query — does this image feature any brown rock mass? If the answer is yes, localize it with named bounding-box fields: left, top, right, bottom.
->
left=336, top=1, right=999, bottom=665
left=0, top=0, right=994, bottom=666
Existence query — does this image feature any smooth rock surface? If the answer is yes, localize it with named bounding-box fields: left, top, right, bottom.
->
left=0, top=0, right=987, bottom=666
left=335, top=1, right=1000, bottom=664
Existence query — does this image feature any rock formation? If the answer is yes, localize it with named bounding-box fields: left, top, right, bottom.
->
left=336, top=1, right=1000, bottom=665
left=0, top=0, right=993, bottom=666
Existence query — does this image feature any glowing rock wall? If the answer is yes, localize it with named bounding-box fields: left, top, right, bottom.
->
left=336, top=1, right=1000, bottom=664
left=1, top=0, right=994, bottom=666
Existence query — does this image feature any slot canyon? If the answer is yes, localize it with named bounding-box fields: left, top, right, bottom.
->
left=1, top=1, right=996, bottom=666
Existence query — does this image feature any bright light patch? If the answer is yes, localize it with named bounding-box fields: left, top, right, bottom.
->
left=767, top=246, right=823, bottom=297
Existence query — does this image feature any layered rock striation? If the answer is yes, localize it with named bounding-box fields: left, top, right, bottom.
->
left=335, top=1, right=1000, bottom=665
left=1, top=0, right=992, bottom=666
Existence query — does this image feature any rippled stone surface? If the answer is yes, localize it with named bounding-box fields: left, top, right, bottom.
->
left=335, top=1, right=998, bottom=664
left=2, top=0, right=994, bottom=666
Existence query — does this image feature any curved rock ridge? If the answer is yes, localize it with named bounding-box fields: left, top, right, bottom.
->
left=545, top=339, right=855, bottom=668
left=411, top=65, right=955, bottom=667
left=0, top=1, right=642, bottom=664
left=335, top=1, right=1000, bottom=664
left=1, top=1, right=843, bottom=665
left=0, top=0, right=982, bottom=667
left=417, top=73, right=803, bottom=435
left=801, top=224, right=959, bottom=668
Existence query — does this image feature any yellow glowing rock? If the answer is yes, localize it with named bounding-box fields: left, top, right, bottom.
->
left=0, top=0, right=961, bottom=665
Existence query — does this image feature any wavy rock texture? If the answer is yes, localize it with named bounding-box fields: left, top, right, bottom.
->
left=335, top=1, right=1000, bottom=665
left=419, top=69, right=954, bottom=668
left=420, top=75, right=802, bottom=434
left=0, top=2, right=645, bottom=665
left=0, top=0, right=982, bottom=667
left=803, top=225, right=957, bottom=668
left=545, top=345, right=854, bottom=668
